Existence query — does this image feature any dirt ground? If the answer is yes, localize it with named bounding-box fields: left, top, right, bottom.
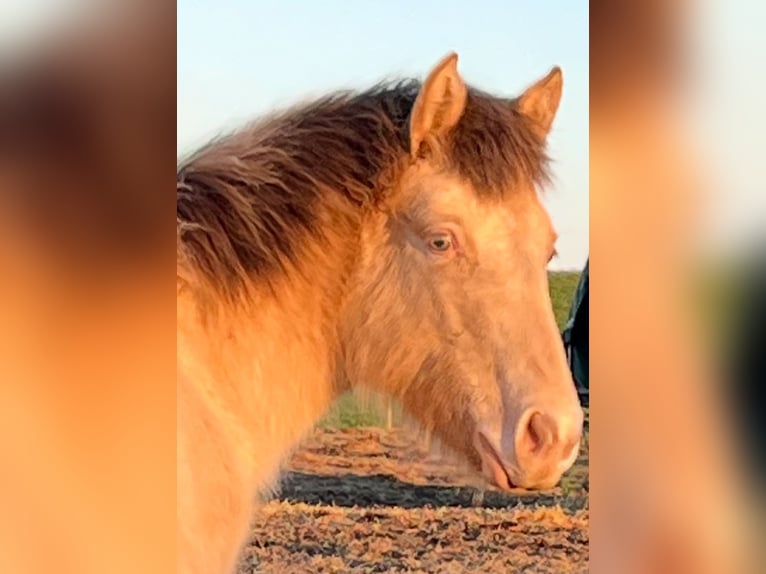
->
left=238, top=415, right=589, bottom=573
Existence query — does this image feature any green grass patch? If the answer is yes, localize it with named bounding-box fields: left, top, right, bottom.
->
left=319, top=393, right=387, bottom=428
left=549, top=271, right=582, bottom=331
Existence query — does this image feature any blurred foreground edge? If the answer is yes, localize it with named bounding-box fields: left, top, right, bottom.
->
left=590, top=1, right=759, bottom=573
left=0, top=3, right=175, bottom=574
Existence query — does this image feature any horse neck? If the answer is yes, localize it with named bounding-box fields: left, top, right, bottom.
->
left=177, top=215, right=358, bottom=493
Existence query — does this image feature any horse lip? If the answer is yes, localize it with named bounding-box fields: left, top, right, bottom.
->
left=475, top=431, right=515, bottom=491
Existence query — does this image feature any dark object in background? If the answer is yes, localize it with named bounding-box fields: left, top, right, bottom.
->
left=728, top=252, right=766, bottom=486
left=562, top=258, right=589, bottom=407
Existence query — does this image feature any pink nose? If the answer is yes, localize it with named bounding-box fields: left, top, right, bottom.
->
left=515, top=409, right=583, bottom=477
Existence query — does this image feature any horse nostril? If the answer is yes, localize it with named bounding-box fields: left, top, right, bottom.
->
left=512, top=408, right=583, bottom=485
left=518, top=411, right=556, bottom=457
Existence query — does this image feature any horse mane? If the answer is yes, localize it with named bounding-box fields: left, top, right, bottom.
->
left=176, top=79, right=551, bottom=303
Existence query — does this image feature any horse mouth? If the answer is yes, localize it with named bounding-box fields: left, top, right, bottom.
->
left=474, top=431, right=514, bottom=491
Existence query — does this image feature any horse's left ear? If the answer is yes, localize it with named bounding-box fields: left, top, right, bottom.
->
left=516, top=67, right=563, bottom=136
left=409, top=52, right=468, bottom=159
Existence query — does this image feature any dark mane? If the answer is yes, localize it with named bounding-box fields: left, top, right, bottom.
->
left=177, top=79, right=551, bottom=301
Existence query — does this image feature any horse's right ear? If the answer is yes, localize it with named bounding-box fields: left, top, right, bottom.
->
left=516, top=66, right=563, bottom=137
left=409, top=52, right=467, bottom=159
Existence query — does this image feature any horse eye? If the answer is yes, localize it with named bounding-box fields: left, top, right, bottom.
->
left=428, top=233, right=453, bottom=252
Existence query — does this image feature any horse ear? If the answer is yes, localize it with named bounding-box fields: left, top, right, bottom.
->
left=409, top=52, right=467, bottom=159
left=516, top=66, right=563, bottom=136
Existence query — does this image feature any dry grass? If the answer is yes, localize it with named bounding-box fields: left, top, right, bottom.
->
left=241, top=503, right=588, bottom=573
left=238, top=409, right=589, bottom=572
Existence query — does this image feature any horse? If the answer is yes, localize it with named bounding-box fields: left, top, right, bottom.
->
left=176, top=52, right=584, bottom=574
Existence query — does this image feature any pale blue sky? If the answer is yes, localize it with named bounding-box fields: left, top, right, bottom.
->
left=177, top=0, right=589, bottom=270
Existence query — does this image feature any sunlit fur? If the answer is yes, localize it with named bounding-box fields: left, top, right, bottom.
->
left=177, top=53, right=581, bottom=574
